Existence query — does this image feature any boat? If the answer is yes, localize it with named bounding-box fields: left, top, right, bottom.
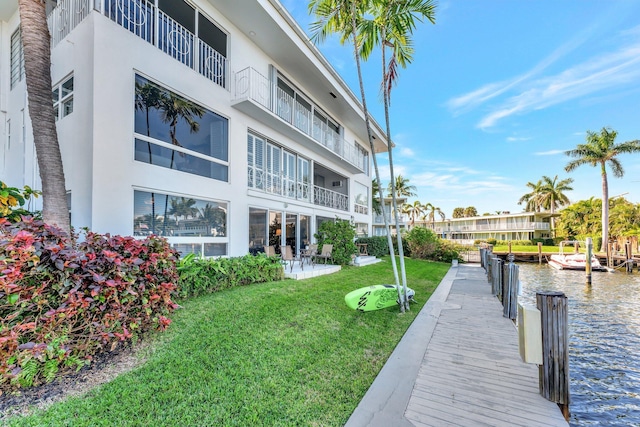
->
left=547, top=241, right=611, bottom=272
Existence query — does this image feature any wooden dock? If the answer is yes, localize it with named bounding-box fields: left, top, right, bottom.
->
left=346, top=264, right=568, bottom=427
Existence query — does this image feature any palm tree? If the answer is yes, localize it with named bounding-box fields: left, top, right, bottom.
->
left=518, top=180, right=543, bottom=212
left=537, top=175, right=573, bottom=231
left=309, top=0, right=402, bottom=305
left=402, top=200, right=424, bottom=228
left=565, top=127, right=640, bottom=251
left=387, top=174, right=417, bottom=198
left=158, top=93, right=205, bottom=169
left=18, top=0, right=70, bottom=233
left=359, top=0, right=436, bottom=311
left=424, top=202, right=445, bottom=230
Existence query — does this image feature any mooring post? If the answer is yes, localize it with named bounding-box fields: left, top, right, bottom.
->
left=586, top=237, right=592, bottom=285
left=536, top=291, right=570, bottom=422
left=502, top=253, right=518, bottom=320
left=625, top=241, right=633, bottom=273
left=607, top=242, right=613, bottom=268
left=538, top=242, right=542, bottom=264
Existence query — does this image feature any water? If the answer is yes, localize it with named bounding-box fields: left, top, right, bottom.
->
left=517, top=264, right=640, bottom=426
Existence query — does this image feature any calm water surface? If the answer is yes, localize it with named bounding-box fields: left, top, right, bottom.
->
left=517, top=264, right=640, bottom=426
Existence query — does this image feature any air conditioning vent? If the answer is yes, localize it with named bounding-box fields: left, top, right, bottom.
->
left=332, top=180, right=343, bottom=187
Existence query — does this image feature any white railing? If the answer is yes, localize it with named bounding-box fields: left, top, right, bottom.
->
left=314, top=186, right=349, bottom=211
left=235, top=67, right=368, bottom=172
left=355, top=204, right=368, bottom=215
left=435, top=222, right=550, bottom=233
left=47, top=0, right=93, bottom=46
left=158, top=9, right=194, bottom=69
left=248, top=167, right=313, bottom=203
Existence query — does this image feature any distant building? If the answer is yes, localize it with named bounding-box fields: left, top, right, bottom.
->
left=415, top=211, right=555, bottom=245
left=1, top=0, right=389, bottom=256
left=371, top=197, right=408, bottom=236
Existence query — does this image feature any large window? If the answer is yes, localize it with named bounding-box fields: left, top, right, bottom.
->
left=10, top=29, right=24, bottom=89
left=247, top=132, right=310, bottom=200
left=52, top=76, right=74, bottom=121
left=134, top=190, right=227, bottom=256
left=353, top=181, right=369, bottom=215
left=134, top=75, right=228, bottom=181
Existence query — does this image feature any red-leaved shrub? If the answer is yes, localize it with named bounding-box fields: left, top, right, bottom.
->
left=0, top=217, right=179, bottom=389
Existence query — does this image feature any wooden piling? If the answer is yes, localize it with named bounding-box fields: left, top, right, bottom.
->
left=536, top=291, right=570, bottom=422
left=538, top=242, right=542, bottom=264
left=502, top=254, right=518, bottom=320
left=625, top=241, right=633, bottom=273
left=586, top=237, right=592, bottom=286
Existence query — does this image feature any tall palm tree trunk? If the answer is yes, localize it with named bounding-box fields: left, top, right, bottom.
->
left=19, top=0, right=70, bottom=234
left=348, top=2, right=401, bottom=302
left=601, top=164, right=609, bottom=252
left=381, top=31, right=409, bottom=312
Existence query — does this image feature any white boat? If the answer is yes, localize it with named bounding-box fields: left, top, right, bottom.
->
left=547, top=241, right=611, bottom=272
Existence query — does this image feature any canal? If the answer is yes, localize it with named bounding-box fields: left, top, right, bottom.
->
left=517, top=263, right=640, bottom=426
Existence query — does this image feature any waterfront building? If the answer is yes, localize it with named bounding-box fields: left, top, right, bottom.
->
left=1, top=0, right=388, bottom=257
left=415, top=211, right=555, bottom=245
left=371, top=196, right=408, bottom=237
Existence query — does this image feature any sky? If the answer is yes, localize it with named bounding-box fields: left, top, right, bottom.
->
left=282, top=0, right=640, bottom=218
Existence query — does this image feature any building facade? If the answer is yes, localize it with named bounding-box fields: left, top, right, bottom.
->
left=415, top=211, right=555, bottom=245
left=0, top=0, right=387, bottom=257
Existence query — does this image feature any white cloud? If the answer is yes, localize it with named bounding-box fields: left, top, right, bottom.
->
left=534, top=149, right=566, bottom=156
left=506, top=136, right=532, bottom=142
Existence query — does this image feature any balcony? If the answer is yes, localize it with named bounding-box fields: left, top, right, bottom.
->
left=233, top=67, right=368, bottom=174
left=47, top=0, right=228, bottom=90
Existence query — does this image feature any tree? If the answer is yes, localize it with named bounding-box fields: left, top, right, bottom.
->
left=387, top=174, right=417, bottom=198
left=537, top=175, right=573, bottom=230
left=424, top=202, right=445, bottom=230
left=565, top=127, right=640, bottom=251
left=518, top=180, right=543, bottom=212
left=452, top=207, right=464, bottom=218
left=309, top=0, right=402, bottom=305
left=18, top=0, right=70, bottom=233
left=463, top=206, right=478, bottom=217
left=135, top=81, right=163, bottom=162
left=358, top=0, right=436, bottom=311
left=401, top=200, right=424, bottom=228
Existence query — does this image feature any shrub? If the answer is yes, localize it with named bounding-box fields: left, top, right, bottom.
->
left=405, top=227, right=461, bottom=262
left=486, top=238, right=497, bottom=245
left=354, top=236, right=389, bottom=258
left=0, top=217, right=179, bottom=390
left=314, top=219, right=357, bottom=265
left=177, top=253, right=284, bottom=299
left=0, top=181, right=41, bottom=222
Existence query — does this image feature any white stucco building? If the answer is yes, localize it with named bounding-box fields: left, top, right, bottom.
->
left=1, top=0, right=387, bottom=257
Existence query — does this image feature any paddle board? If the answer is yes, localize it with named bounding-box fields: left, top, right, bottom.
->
left=345, top=284, right=415, bottom=312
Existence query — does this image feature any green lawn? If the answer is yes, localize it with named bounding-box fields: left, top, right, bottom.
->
left=7, top=257, right=450, bottom=427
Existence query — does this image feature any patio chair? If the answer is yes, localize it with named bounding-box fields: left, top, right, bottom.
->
left=264, top=245, right=276, bottom=257
left=305, top=244, right=318, bottom=267
left=282, top=245, right=301, bottom=272
left=314, top=244, right=333, bottom=264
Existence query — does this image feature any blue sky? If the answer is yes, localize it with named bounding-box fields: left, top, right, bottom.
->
left=283, top=0, right=640, bottom=217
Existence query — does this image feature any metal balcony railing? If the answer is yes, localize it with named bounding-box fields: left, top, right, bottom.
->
left=235, top=67, right=369, bottom=172
left=47, top=0, right=228, bottom=90
left=313, top=186, right=348, bottom=212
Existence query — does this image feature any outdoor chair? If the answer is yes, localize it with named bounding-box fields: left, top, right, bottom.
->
left=305, top=244, right=318, bottom=267
left=282, top=245, right=301, bottom=272
left=264, top=245, right=276, bottom=257
left=314, top=244, right=333, bottom=264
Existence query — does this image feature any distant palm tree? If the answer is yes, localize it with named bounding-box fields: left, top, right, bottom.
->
left=518, top=180, right=543, bottom=212
left=387, top=174, right=417, bottom=198
left=402, top=200, right=424, bottom=228
left=537, top=175, right=573, bottom=231
left=424, top=202, right=445, bottom=230
left=18, top=0, right=70, bottom=233
left=565, top=127, right=640, bottom=251
left=135, top=81, right=163, bottom=162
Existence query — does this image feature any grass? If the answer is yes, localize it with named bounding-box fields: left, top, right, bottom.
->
left=7, top=257, right=450, bottom=427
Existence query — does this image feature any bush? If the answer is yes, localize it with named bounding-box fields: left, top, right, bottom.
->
left=314, top=219, right=357, bottom=265
left=0, top=217, right=179, bottom=390
left=486, top=238, right=497, bottom=245
left=0, top=181, right=41, bottom=222
left=177, top=253, right=284, bottom=299
left=392, top=232, right=411, bottom=257
left=405, top=227, right=460, bottom=262
left=355, top=236, right=390, bottom=258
